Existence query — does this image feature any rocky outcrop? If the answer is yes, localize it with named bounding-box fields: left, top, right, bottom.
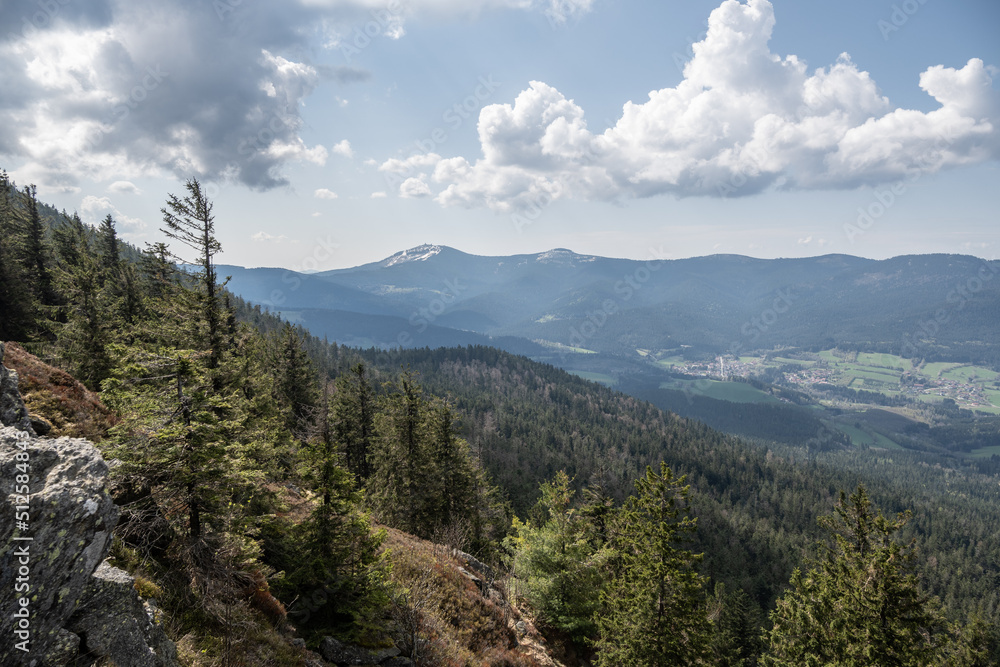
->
left=0, top=424, right=179, bottom=665
left=67, top=562, right=179, bottom=666
left=319, top=636, right=411, bottom=666
left=0, top=341, right=34, bottom=433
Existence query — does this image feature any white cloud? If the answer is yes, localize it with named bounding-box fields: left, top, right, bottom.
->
left=371, top=191, right=387, bottom=198
left=797, top=236, right=812, bottom=245
left=0, top=4, right=344, bottom=191
left=80, top=195, right=146, bottom=236
left=107, top=180, right=141, bottom=195
left=399, top=176, right=432, bottom=198
left=314, top=188, right=339, bottom=199
left=251, top=231, right=289, bottom=242
left=383, top=0, right=999, bottom=211
left=332, top=139, right=354, bottom=158
left=0, top=0, right=595, bottom=194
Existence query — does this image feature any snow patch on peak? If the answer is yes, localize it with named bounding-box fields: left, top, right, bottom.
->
left=536, top=248, right=594, bottom=264
left=384, top=244, right=443, bottom=267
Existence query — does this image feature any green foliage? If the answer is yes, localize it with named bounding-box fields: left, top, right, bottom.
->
left=275, top=322, right=319, bottom=434
left=505, top=471, right=607, bottom=643
left=366, top=373, right=506, bottom=550
left=763, top=486, right=989, bottom=667
left=595, top=462, right=711, bottom=667
left=160, top=178, right=224, bottom=368
left=332, top=362, right=375, bottom=483
left=708, top=582, right=764, bottom=667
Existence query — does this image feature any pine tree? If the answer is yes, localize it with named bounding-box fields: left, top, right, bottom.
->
left=21, top=184, right=56, bottom=308
left=0, top=171, right=30, bottom=339
left=332, top=362, right=375, bottom=484
left=283, top=378, right=390, bottom=640
left=98, top=213, right=121, bottom=271
left=505, top=470, right=608, bottom=643
left=275, top=322, right=319, bottom=434
left=708, top=582, right=763, bottom=667
left=161, top=178, right=224, bottom=368
left=762, top=486, right=989, bottom=667
left=139, top=241, right=176, bottom=300
left=425, top=399, right=475, bottom=530
left=595, top=462, right=711, bottom=667
left=367, top=373, right=432, bottom=535
left=55, top=228, right=112, bottom=388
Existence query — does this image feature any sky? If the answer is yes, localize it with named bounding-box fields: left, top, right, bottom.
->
left=1, top=0, right=998, bottom=270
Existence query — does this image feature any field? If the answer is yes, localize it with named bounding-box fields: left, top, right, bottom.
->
left=660, top=379, right=782, bottom=404
left=831, top=422, right=904, bottom=450
left=970, top=445, right=1000, bottom=459
left=761, top=350, right=1000, bottom=413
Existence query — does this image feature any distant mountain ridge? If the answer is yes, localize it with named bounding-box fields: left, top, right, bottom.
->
left=220, top=246, right=1000, bottom=366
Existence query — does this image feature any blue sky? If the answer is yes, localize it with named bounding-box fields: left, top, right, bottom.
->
left=1, top=0, right=998, bottom=270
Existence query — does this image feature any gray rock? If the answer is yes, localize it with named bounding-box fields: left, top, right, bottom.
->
left=318, top=636, right=401, bottom=665
left=381, top=658, right=415, bottom=667
left=0, top=426, right=178, bottom=665
left=0, top=342, right=34, bottom=433
left=68, top=562, right=179, bottom=666
left=451, top=547, right=494, bottom=580
left=28, top=413, right=52, bottom=436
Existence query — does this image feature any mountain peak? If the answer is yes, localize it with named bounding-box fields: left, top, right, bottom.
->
left=383, top=244, right=444, bottom=267
left=536, top=248, right=594, bottom=264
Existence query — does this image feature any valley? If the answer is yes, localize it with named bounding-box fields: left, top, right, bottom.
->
left=220, top=245, right=1000, bottom=461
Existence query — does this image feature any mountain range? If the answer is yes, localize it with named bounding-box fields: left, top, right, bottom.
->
left=221, top=245, right=1000, bottom=367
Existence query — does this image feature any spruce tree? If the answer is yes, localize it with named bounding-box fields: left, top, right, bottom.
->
left=275, top=322, right=319, bottom=434
left=161, top=178, right=223, bottom=368
left=367, top=373, right=432, bottom=535
left=762, top=486, right=988, bottom=667
left=0, top=171, right=30, bottom=339
left=505, top=470, right=607, bottom=643
left=21, top=184, right=56, bottom=307
left=332, top=362, right=375, bottom=484
left=98, top=213, right=121, bottom=271
left=595, top=462, right=711, bottom=667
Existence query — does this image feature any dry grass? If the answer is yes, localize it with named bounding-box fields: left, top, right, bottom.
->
left=383, top=527, right=553, bottom=667
left=3, top=342, right=115, bottom=439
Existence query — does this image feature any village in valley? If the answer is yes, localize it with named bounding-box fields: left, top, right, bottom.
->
left=653, top=349, right=1000, bottom=414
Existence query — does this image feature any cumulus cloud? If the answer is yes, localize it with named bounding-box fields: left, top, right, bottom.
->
left=382, top=0, right=999, bottom=210
left=107, top=180, right=141, bottom=194
left=0, top=1, right=381, bottom=192
left=399, top=176, right=432, bottom=198
left=0, top=0, right=598, bottom=193
left=314, top=188, right=339, bottom=199
left=80, top=194, right=146, bottom=236
left=331, top=139, right=354, bottom=158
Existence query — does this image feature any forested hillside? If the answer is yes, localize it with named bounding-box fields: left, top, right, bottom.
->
left=2, top=172, right=998, bottom=665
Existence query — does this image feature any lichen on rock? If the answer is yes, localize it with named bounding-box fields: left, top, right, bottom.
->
left=0, top=342, right=179, bottom=665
